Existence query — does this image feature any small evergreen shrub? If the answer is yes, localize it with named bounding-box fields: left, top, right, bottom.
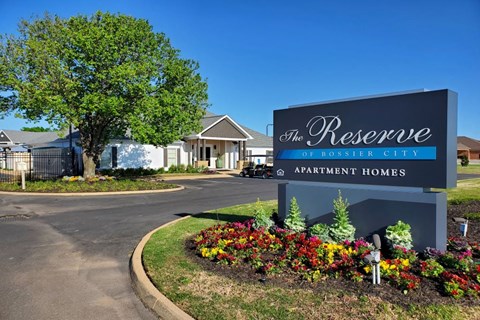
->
left=309, top=223, right=332, bottom=243
left=460, top=155, right=469, bottom=167
left=252, top=199, right=274, bottom=229
left=385, top=220, right=413, bottom=250
left=168, top=164, right=180, bottom=173
left=329, top=190, right=355, bottom=242
left=186, top=164, right=200, bottom=173
left=284, top=197, right=306, bottom=233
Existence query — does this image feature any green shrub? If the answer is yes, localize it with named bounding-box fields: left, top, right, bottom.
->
left=460, top=155, right=469, bottom=167
left=252, top=199, right=274, bottom=229
left=284, top=197, right=306, bottom=232
left=309, top=223, right=332, bottom=242
left=168, top=164, right=179, bottom=173
left=100, top=167, right=161, bottom=177
left=329, top=191, right=355, bottom=242
left=186, top=164, right=199, bottom=173
left=385, top=220, right=413, bottom=250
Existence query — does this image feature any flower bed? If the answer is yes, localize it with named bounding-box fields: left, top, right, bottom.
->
left=194, top=219, right=480, bottom=298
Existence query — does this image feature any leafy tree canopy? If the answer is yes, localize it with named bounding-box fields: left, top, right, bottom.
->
left=0, top=11, right=208, bottom=177
left=21, top=126, right=53, bottom=132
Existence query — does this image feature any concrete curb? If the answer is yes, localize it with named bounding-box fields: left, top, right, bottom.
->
left=0, top=186, right=185, bottom=196
left=158, top=172, right=238, bottom=181
left=130, top=216, right=195, bottom=320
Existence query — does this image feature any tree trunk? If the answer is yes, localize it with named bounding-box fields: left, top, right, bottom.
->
left=82, top=153, right=97, bottom=178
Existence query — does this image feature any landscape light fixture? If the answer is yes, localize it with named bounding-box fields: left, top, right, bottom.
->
left=364, top=234, right=382, bottom=285
left=259, top=274, right=267, bottom=285
left=452, top=217, right=468, bottom=237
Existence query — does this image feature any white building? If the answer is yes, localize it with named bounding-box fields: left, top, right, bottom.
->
left=1, top=111, right=273, bottom=171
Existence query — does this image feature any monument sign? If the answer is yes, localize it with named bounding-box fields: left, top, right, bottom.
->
left=275, top=89, right=458, bottom=251
left=274, top=89, right=457, bottom=188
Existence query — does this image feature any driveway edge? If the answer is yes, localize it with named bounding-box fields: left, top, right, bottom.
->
left=130, top=216, right=195, bottom=320
left=0, top=186, right=184, bottom=196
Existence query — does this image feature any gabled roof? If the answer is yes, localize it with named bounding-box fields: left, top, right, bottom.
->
left=188, top=112, right=253, bottom=141
left=457, top=142, right=470, bottom=151
left=180, top=110, right=273, bottom=147
left=242, top=126, right=272, bottom=148
left=458, top=136, right=480, bottom=151
left=0, top=130, right=62, bottom=148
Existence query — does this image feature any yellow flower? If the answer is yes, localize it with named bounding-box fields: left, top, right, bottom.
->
left=380, top=261, right=389, bottom=271
left=364, top=265, right=372, bottom=273
left=238, top=237, right=247, bottom=244
left=201, top=248, right=209, bottom=257
left=402, top=259, right=410, bottom=267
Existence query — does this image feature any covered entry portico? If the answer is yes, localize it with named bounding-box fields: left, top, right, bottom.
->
left=185, top=115, right=252, bottom=169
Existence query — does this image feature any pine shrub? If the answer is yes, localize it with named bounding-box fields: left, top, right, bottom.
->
left=284, top=197, right=306, bottom=233
left=329, top=190, right=356, bottom=242
left=252, top=199, right=274, bottom=229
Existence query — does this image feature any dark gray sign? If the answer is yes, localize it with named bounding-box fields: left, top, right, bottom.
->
left=273, top=89, right=457, bottom=188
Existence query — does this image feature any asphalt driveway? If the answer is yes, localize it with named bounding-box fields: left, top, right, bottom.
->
left=0, top=177, right=279, bottom=320
left=1, top=174, right=478, bottom=319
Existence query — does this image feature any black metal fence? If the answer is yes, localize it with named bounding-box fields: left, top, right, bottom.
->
left=0, top=148, right=81, bottom=183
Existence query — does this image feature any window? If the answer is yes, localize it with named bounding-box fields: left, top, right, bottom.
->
left=99, top=146, right=118, bottom=168
left=167, top=148, right=178, bottom=167
left=100, top=148, right=112, bottom=168
left=112, top=146, right=118, bottom=168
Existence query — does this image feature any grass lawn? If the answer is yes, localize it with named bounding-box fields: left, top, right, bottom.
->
left=143, top=179, right=480, bottom=320
left=441, top=178, right=480, bottom=204
left=0, top=178, right=178, bottom=192
left=457, top=164, right=480, bottom=175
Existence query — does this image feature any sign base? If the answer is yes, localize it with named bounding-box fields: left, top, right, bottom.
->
left=278, top=182, right=447, bottom=251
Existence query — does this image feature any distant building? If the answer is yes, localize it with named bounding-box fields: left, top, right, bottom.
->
left=0, top=130, right=65, bottom=151
left=457, top=136, right=480, bottom=160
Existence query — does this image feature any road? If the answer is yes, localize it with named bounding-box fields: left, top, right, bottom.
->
left=0, top=177, right=280, bottom=320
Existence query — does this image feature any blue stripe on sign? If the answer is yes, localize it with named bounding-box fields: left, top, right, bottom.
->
left=276, top=146, right=436, bottom=160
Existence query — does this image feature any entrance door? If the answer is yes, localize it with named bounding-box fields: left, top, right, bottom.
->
left=200, top=146, right=211, bottom=167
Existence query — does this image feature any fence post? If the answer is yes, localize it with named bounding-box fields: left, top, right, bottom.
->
left=29, top=149, right=33, bottom=181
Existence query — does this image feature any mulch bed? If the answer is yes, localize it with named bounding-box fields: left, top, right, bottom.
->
left=185, top=201, right=480, bottom=308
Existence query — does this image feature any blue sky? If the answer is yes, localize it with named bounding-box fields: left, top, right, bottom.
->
left=0, top=0, right=479, bottom=138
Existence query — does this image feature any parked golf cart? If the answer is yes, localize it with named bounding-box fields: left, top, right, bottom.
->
left=238, top=155, right=274, bottom=179
left=250, top=163, right=274, bottom=179
left=239, top=161, right=255, bottom=177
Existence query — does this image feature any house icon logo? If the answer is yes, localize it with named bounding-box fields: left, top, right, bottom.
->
left=276, top=169, right=285, bottom=177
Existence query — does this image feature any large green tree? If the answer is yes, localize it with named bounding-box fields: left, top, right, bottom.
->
left=21, top=126, right=53, bottom=132
left=0, top=11, right=208, bottom=177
